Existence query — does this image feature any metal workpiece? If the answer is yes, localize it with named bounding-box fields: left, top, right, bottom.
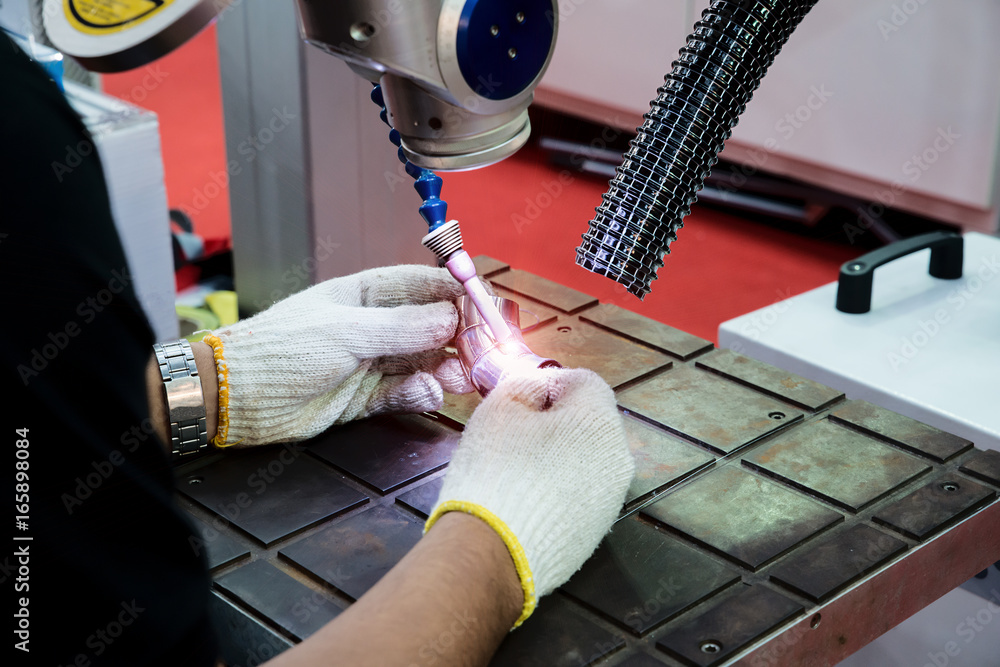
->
left=490, top=269, right=599, bottom=313
left=742, top=420, right=932, bottom=512
left=561, top=518, right=741, bottom=636
left=581, top=304, right=713, bottom=361
left=215, top=560, right=345, bottom=641
left=525, top=317, right=673, bottom=390
left=296, top=0, right=558, bottom=170
left=829, top=400, right=973, bottom=463
left=617, top=365, right=805, bottom=455
left=455, top=295, right=560, bottom=396
left=308, top=414, right=459, bottom=493
left=695, top=349, right=843, bottom=411
left=623, top=416, right=714, bottom=507
left=280, top=505, right=425, bottom=601
left=179, top=446, right=369, bottom=546
left=179, top=259, right=1000, bottom=666
left=960, top=450, right=1000, bottom=487
left=642, top=465, right=845, bottom=571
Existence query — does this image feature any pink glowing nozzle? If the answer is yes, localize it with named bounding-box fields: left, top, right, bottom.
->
left=445, top=251, right=515, bottom=343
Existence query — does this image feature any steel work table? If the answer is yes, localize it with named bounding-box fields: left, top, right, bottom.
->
left=175, top=257, right=1000, bottom=666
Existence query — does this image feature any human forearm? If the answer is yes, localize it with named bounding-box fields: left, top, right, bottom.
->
left=145, top=341, right=219, bottom=453
left=265, top=512, right=522, bottom=667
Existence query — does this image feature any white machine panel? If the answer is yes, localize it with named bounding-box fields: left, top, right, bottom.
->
left=719, top=232, right=1000, bottom=451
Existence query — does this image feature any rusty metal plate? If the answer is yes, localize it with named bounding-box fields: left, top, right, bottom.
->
left=395, top=476, right=444, bottom=518
left=768, top=524, right=907, bottom=603
left=308, top=415, right=459, bottom=494
left=624, top=416, right=715, bottom=506
left=614, top=653, right=670, bottom=666
left=279, top=505, right=423, bottom=601
left=960, top=450, right=1000, bottom=487
left=436, top=391, right=482, bottom=428
left=830, top=400, right=973, bottom=463
left=642, top=466, right=843, bottom=571
left=209, top=592, right=293, bottom=667
left=696, top=349, right=843, bottom=411
left=490, top=595, right=625, bottom=666
left=525, top=318, right=673, bottom=389
left=215, top=560, right=343, bottom=641
left=490, top=269, right=599, bottom=313
left=495, top=286, right=562, bottom=332
left=561, top=518, right=740, bottom=636
left=472, top=254, right=510, bottom=277
left=873, top=476, right=997, bottom=541
left=580, top=303, right=714, bottom=361
left=618, top=366, right=804, bottom=455
left=179, top=446, right=369, bottom=546
left=743, top=420, right=931, bottom=512
left=188, top=514, right=250, bottom=571
left=655, top=584, right=803, bottom=666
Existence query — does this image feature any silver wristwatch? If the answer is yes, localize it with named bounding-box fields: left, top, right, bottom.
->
left=152, top=339, right=209, bottom=457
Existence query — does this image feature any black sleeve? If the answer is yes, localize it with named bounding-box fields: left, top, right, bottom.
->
left=1, top=36, right=217, bottom=666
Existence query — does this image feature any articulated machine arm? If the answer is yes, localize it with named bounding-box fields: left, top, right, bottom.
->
left=43, top=0, right=819, bottom=375
left=296, top=0, right=559, bottom=172
left=294, top=0, right=561, bottom=352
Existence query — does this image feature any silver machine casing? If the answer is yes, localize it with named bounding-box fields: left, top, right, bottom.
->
left=219, top=0, right=558, bottom=312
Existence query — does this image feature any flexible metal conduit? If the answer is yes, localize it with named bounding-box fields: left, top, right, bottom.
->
left=575, top=0, right=819, bottom=298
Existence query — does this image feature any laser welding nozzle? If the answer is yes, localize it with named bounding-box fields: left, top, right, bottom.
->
left=422, top=220, right=515, bottom=343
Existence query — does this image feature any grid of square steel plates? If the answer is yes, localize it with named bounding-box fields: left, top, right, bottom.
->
left=175, top=257, right=1000, bottom=667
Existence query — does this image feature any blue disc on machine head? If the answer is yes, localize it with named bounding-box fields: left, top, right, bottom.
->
left=455, top=0, right=554, bottom=100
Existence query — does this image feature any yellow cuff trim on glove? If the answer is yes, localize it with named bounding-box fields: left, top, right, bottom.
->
left=425, top=500, right=536, bottom=629
left=201, top=333, right=239, bottom=448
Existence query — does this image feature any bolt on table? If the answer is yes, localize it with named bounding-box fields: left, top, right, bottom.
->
left=175, top=257, right=1000, bottom=667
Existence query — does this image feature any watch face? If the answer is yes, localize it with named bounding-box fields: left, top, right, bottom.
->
left=166, top=375, right=205, bottom=422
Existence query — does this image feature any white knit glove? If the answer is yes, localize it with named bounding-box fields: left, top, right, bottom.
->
left=202, top=265, right=473, bottom=447
left=425, top=367, right=634, bottom=628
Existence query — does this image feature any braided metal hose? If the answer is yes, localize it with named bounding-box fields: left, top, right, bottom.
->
left=575, top=0, right=819, bottom=298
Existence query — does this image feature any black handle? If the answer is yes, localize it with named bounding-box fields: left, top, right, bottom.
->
left=836, top=232, right=964, bottom=314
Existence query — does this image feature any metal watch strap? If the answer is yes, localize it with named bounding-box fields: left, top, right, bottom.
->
left=153, top=339, right=208, bottom=457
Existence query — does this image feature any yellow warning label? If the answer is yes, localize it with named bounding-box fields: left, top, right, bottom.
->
left=64, top=0, right=174, bottom=35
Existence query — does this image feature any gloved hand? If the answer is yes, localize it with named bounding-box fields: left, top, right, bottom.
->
left=425, top=367, right=634, bottom=628
left=203, top=265, right=473, bottom=447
